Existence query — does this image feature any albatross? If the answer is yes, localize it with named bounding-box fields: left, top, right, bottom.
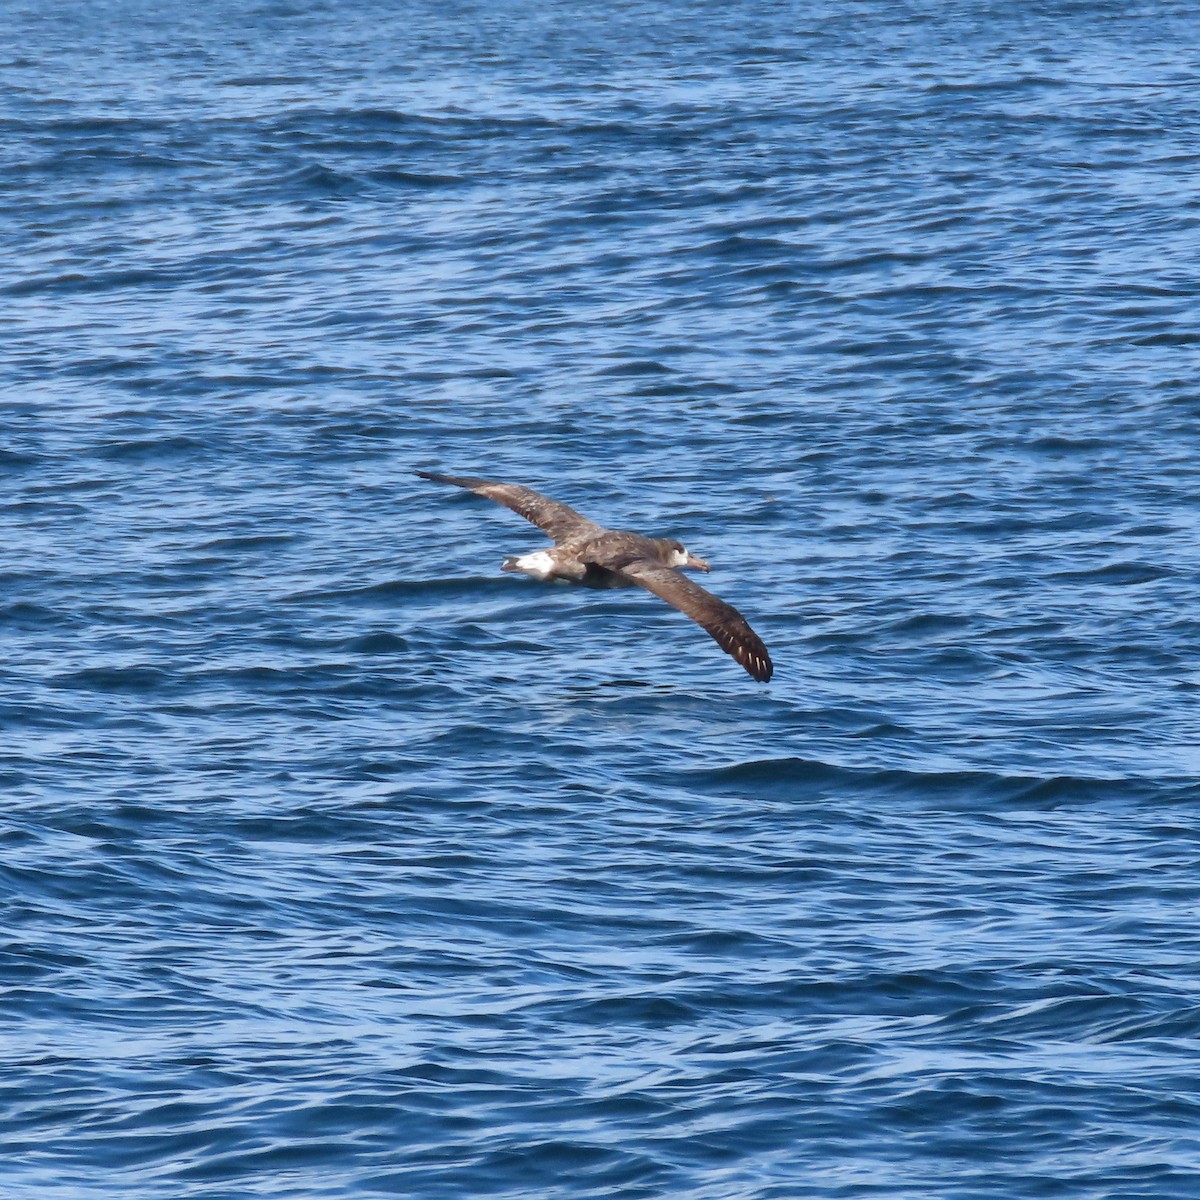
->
left=417, top=470, right=773, bottom=682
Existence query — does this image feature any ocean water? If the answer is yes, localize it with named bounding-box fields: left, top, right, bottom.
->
left=4, top=0, right=1200, bottom=1196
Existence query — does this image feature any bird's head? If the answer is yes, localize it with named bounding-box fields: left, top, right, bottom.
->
left=660, top=538, right=711, bottom=573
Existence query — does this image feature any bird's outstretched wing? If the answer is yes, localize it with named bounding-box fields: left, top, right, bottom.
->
left=599, top=553, right=773, bottom=683
left=417, top=471, right=604, bottom=543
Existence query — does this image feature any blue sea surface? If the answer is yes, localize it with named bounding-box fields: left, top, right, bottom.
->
left=4, top=1, right=1200, bottom=1196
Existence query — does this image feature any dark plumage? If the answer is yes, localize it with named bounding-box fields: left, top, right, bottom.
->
left=417, top=470, right=773, bottom=682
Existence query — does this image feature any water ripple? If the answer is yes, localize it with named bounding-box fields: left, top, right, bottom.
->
left=3, top=0, right=1200, bottom=1196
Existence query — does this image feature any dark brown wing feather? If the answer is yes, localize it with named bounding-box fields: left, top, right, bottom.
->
left=416, top=470, right=604, bottom=543
left=601, top=555, right=773, bottom=683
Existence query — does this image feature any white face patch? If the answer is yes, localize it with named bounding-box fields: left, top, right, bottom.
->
left=669, top=547, right=689, bottom=568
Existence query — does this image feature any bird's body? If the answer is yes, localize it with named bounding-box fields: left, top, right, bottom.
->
left=417, top=470, right=773, bottom=682
left=503, top=530, right=690, bottom=589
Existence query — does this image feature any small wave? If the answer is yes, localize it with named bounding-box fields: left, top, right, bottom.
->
left=366, top=167, right=464, bottom=188
left=0, top=601, right=80, bottom=629
left=198, top=534, right=298, bottom=552
left=281, top=577, right=512, bottom=605
left=22, top=115, right=171, bottom=135
left=219, top=75, right=309, bottom=88
left=341, top=632, right=411, bottom=654
left=94, top=435, right=209, bottom=462
left=532, top=992, right=698, bottom=1026
left=684, top=757, right=1175, bottom=807
left=274, top=162, right=362, bottom=197
left=1134, top=330, right=1200, bottom=346
left=697, top=232, right=796, bottom=257
left=922, top=74, right=1066, bottom=95
left=594, top=359, right=676, bottom=377
left=4, top=268, right=171, bottom=297
left=51, top=666, right=174, bottom=693
left=1047, top=560, right=1176, bottom=585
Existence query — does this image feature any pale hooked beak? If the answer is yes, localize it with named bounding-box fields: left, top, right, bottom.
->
left=686, top=553, right=712, bottom=573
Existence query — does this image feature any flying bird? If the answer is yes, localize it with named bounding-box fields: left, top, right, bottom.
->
left=417, top=470, right=773, bottom=682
